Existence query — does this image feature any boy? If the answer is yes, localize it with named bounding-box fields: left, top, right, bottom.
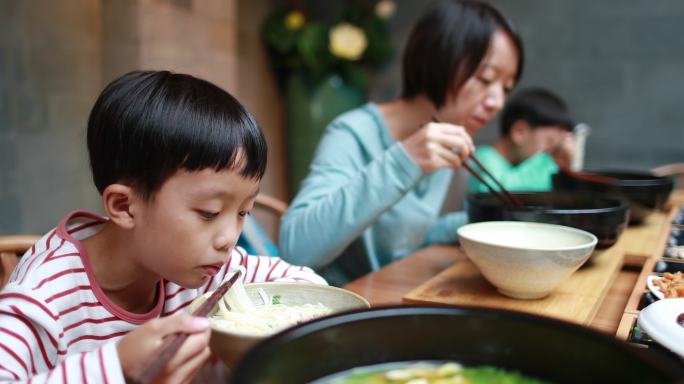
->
left=468, top=87, right=576, bottom=193
left=0, top=70, right=326, bottom=383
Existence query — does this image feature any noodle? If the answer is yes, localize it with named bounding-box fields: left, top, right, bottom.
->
left=206, top=270, right=332, bottom=336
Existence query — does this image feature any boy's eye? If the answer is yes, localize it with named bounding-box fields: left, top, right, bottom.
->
left=198, top=211, right=219, bottom=220
left=238, top=211, right=251, bottom=218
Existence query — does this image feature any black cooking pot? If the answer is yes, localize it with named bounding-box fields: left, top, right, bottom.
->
left=552, top=170, right=674, bottom=224
left=466, top=191, right=630, bottom=248
left=231, top=306, right=684, bottom=383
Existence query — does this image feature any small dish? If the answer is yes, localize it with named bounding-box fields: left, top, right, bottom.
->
left=637, top=298, right=684, bottom=357
left=647, top=274, right=666, bottom=300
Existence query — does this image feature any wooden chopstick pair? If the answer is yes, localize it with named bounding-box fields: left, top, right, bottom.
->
left=128, top=270, right=242, bottom=384
left=430, top=116, right=524, bottom=208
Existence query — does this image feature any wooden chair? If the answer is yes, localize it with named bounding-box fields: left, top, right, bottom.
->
left=0, top=235, right=40, bottom=289
left=253, top=193, right=288, bottom=245
left=652, top=163, right=684, bottom=190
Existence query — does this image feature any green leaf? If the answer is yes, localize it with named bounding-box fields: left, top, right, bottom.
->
left=297, top=23, right=334, bottom=74
left=262, top=9, right=300, bottom=55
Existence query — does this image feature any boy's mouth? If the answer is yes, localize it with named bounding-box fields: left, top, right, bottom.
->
left=201, top=263, right=223, bottom=276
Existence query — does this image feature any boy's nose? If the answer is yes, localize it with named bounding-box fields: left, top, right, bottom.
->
left=214, top=221, right=240, bottom=252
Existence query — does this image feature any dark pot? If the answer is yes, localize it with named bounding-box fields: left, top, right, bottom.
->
left=466, top=191, right=630, bottom=248
left=231, top=306, right=684, bottom=383
left=552, top=170, right=674, bottom=224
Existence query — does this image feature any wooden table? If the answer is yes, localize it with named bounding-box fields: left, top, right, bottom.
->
left=344, top=192, right=684, bottom=336
left=344, top=245, right=639, bottom=334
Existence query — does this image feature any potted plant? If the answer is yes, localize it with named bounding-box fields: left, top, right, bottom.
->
left=262, top=0, right=395, bottom=194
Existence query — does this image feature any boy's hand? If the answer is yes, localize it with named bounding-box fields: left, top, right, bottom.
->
left=402, top=122, right=475, bottom=173
left=117, top=314, right=212, bottom=383
left=549, top=133, right=576, bottom=169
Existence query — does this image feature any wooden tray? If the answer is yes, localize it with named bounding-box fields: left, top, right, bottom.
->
left=404, top=203, right=680, bottom=327
left=614, top=209, right=676, bottom=259
left=403, top=245, right=625, bottom=326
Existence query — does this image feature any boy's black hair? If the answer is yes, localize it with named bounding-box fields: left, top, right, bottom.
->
left=500, top=87, right=575, bottom=136
left=87, top=70, right=267, bottom=199
left=401, top=0, right=524, bottom=108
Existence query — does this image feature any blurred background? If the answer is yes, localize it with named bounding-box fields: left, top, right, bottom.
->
left=1, top=0, right=683, bottom=236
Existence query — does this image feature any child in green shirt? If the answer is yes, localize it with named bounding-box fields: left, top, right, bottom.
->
left=469, top=88, right=576, bottom=193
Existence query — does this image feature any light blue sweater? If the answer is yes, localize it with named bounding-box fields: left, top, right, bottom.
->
left=279, top=103, right=467, bottom=286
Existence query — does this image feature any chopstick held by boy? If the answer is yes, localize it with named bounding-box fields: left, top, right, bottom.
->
left=0, top=70, right=326, bottom=383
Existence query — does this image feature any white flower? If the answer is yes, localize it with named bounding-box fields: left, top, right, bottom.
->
left=329, top=23, right=368, bottom=61
left=375, top=0, right=396, bottom=19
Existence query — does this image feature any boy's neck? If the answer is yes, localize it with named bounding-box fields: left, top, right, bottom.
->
left=81, top=222, right=160, bottom=314
left=493, top=137, right=521, bottom=165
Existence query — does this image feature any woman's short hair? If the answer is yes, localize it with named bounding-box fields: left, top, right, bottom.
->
left=500, top=87, right=575, bottom=136
left=401, top=0, right=524, bottom=108
left=87, top=70, right=267, bottom=200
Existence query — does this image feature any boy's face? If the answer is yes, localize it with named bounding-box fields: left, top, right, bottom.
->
left=513, top=123, right=569, bottom=161
left=131, top=167, right=259, bottom=288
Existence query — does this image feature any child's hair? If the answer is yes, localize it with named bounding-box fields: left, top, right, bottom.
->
left=87, top=70, right=267, bottom=200
left=401, top=0, right=524, bottom=108
left=500, top=87, right=575, bottom=136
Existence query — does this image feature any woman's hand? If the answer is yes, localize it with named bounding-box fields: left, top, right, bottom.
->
left=401, top=122, right=475, bottom=173
left=117, top=314, right=212, bottom=384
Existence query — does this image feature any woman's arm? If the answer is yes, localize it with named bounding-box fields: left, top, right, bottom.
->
left=422, top=211, right=469, bottom=246
left=280, top=123, right=422, bottom=270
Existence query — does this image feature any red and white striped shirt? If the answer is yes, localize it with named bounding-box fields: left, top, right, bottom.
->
left=0, top=211, right=327, bottom=383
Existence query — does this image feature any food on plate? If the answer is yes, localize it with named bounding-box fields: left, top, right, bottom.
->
left=206, top=277, right=332, bottom=336
left=652, top=271, right=684, bottom=298
left=665, top=245, right=684, bottom=259
left=312, top=361, right=546, bottom=384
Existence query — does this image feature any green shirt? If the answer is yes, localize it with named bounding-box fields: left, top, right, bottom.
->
left=468, top=145, right=559, bottom=193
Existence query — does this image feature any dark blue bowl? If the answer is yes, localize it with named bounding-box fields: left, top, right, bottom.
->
left=466, top=191, right=630, bottom=248
left=552, top=170, right=674, bottom=224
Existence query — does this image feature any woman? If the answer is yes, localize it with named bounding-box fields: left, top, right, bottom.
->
left=280, top=0, right=524, bottom=286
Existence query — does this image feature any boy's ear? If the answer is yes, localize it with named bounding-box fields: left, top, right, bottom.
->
left=510, top=120, right=532, bottom=145
left=102, top=184, right=140, bottom=229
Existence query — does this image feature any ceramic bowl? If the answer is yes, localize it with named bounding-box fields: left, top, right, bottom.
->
left=457, top=221, right=597, bottom=299
left=192, top=282, right=369, bottom=366
left=638, top=298, right=684, bottom=358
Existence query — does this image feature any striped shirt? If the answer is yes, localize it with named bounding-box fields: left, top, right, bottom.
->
left=0, top=210, right=327, bottom=383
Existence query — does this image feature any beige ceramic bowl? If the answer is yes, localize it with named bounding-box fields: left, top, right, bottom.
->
left=457, top=221, right=597, bottom=300
left=191, top=282, right=370, bottom=366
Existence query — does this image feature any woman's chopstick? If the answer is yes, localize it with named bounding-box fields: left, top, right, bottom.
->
left=430, top=116, right=524, bottom=209
left=130, top=270, right=242, bottom=384
left=461, top=160, right=518, bottom=208
left=468, top=155, right=524, bottom=208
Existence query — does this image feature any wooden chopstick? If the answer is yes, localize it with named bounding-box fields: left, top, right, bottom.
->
left=130, top=270, right=242, bottom=384
left=468, top=155, right=525, bottom=208
left=461, top=161, right=517, bottom=208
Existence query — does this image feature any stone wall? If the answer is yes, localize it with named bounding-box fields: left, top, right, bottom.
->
left=0, top=0, right=103, bottom=233
left=0, top=0, right=278, bottom=235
